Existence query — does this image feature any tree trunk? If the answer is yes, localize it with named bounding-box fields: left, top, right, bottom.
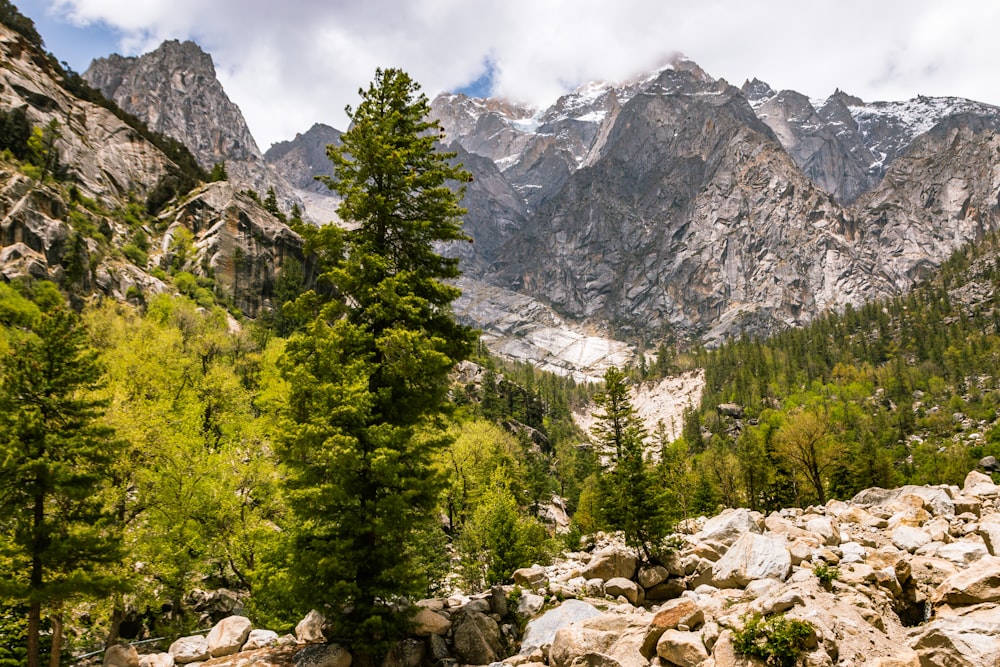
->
left=49, top=608, right=63, bottom=667
left=106, top=596, right=125, bottom=649
left=27, top=601, right=41, bottom=667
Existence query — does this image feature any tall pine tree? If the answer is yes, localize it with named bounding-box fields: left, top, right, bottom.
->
left=0, top=283, right=122, bottom=667
left=590, top=367, right=669, bottom=559
left=276, top=68, right=475, bottom=661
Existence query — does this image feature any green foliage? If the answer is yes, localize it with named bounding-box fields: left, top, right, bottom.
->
left=0, top=1, right=43, bottom=46
left=173, top=271, right=215, bottom=307
left=25, top=119, right=63, bottom=181
left=276, top=67, right=476, bottom=659
left=813, top=564, right=839, bottom=588
left=681, top=231, right=1000, bottom=508
left=121, top=243, right=148, bottom=268
left=167, top=227, right=197, bottom=273
left=732, top=612, right=815, bottom=667
left=456, top=471, right=552, bottom=590
left=0, top=284, right=123, bottom=667
left=590, top=367, right=670, bottom=558
left=85, top=296, right=283, bottom=634
left=208, top=161, right=228, bottom=182
left=0, top=107, right=31, bottom=160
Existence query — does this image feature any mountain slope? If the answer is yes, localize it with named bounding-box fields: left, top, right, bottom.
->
left=84, top=41, right=302, bottom=213
left=421, top=61, right=1000, bottom=346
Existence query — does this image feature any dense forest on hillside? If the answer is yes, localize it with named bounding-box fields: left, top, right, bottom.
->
left=641, top=232, right=1000, bottom=514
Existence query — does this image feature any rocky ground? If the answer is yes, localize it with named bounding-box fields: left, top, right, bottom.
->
left=104, top=469, right=1000, bottom=667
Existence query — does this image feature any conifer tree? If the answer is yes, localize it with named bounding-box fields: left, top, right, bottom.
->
left=0, top=283, right=121, bottom=667
left=277, top=68, right=475, bottom=661
left=590, top=367, right=668, bottom=559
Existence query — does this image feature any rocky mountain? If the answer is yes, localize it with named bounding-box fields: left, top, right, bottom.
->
left=413, top=58, right=1000, bottom=346
left=0, top=21, right=305, bottom=315
left=83, top=40, right=304, bottom=215
left=258, top=56, right=1000, bottom=366
left=263, top=123, right=340, bottom=196
left=113, top=469, right=1000, bottom=667
left=45, top=33, right=1000, bottom=372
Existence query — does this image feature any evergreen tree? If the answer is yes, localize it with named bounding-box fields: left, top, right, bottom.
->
left=277, top=68, right=475, bottom=661
left=0, top=283, right=122, bottom=667
left=590, top=367, right=668, bottom=559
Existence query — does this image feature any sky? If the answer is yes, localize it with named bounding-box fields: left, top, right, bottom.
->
left=15, top=0, right=1000, bottom=151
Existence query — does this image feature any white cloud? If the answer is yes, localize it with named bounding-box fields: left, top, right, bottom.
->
left=38, top=0, right=1000, bottom=149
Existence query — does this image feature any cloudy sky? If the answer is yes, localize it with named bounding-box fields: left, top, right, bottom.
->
left=16, top=0, right=1000, bottom=151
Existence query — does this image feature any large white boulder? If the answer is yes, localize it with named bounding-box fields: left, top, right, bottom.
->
left=696, top=508, right=764, bottom=549
left=206, top=615, right=252, bottom=657
left=712, top=533, right=791, bottom=588
left=167, top=635, right=209, bottom=665
left=933, top=556, right=1000, bottom=605
left=520, top=599, right=603, bottom=655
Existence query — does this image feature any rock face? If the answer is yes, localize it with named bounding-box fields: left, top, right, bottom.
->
left=96, top=39, right=1000, bottom=369
left=0, top=24, right=174, bottom=204
left=423, top=59, right=1000, bottom=347
left=84, top=40, right=301, bottom=213
left=158, top=181, right=307, bottom=317
left=264, top=123, right=341, bottom=196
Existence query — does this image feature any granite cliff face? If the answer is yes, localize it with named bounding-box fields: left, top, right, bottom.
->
left=0, top=23, right=305, bottom=314
left=419, top=61, right=1000, bottom=345
left=83, top=40, right=302, bottom=214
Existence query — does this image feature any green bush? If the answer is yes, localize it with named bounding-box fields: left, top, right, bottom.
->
left=813, top=563, right=839, bottom=588
left=732, top=612, right=815, bottom=667
left=121, top=243, right=148, bottom=268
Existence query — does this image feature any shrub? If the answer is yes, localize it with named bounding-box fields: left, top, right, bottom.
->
left=732, top=612, right=815, bottom=667
left=813, top=563, right=839, bottom=588
left=121, top=243, right=148, bottom=268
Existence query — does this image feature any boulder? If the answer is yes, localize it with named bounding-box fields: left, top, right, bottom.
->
left=104, top=644, right=140, bottom=667
left=412, top=608, right=451, bottom=636
left=644, top=579, right=687, bottom=602
left=514, top=565, right=548, bottom=588
left=637, top=564, right=669, bottom=589
left=712, top=533, right=792, bottom=588
left=651, top=598, right=704, bottom=631
left=520, top=599, right=603, bottom=655
left=168, top=636, right=209, bottom=665
left=381, top=639, right=424, bottom=667
left=452, top=610, right=502, bottom=665
left=891, top=525, right=932, bottom=553
left=656, top=629, right=709, bottom=667
left=805, top=516, right=839, bottom=546
left=549, top=613, right=650, bottom=667
left=518, top=592, right=546, bottom=617
left=980, top=517, right=1000, bottom=556
left=243, top=629, right=280, bottom=651
left=581, top=546, right=638, bottom=581
left=839, top=541, right=866, bottom=563
left=605, top=577, right=642, bottom=606
left=490, top=584, right=508, bottom=617
left=294, top=643, right=352, bottom=667
left=137, top=654, right=173, bottom=667
left=920, top=540, right=989, bottom=565
left=696, top=508, right=764, bottom=548
left=910, top=603, right=1000, bottom=666
left=296, top=609, right=326, bottom=643
left=933, top=556, right=1000, bottom=605
left=206, top=615, right=252, bottom=657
